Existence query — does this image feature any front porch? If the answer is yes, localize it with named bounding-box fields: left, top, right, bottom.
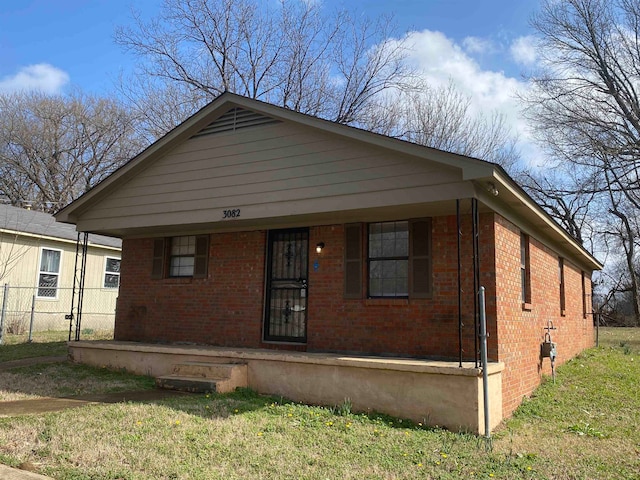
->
left=68, top=341, right=504, bottom=434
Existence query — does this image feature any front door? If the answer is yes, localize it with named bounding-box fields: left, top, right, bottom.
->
left=264, top=228, right=308, bottom=343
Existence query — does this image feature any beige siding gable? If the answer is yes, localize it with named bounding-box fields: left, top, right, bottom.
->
left=77, top=121, right=465, bottom=231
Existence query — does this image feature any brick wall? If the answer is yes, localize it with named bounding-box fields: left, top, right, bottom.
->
left=116, top=230, right=270, bottom=348
left=306, top=215, right=494, bottom=358
left=114, top=212, right=594, bottom=418
left=115, top=213, right=495, bottom=359
left=493, top=214, right=594, bottom=418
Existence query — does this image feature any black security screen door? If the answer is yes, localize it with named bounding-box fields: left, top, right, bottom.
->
left=264, top=228, right=309, bottom=342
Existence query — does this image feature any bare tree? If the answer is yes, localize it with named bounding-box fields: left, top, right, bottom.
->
left=516, top=165, right=597, bottom=247
left=115, top=0, right=415, bottom=137
left=116, top=0, right=521, bottom=170
left=524, top=0, right=640, bottom=323
left=0, top=91, right=143, bottom=212
left=362, top=84, right=520, bottom=170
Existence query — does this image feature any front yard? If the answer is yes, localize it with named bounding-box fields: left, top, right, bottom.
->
left=0, top=328, right=638, bottom=479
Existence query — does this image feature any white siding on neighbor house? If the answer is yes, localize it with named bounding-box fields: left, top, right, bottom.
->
left=0, top=232, right=118, bottom=290
left=0, top=231, right=120, bottom=331
left=77, top=122, right=467, bottom=231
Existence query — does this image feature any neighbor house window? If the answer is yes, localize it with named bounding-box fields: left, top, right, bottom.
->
left=521, top=233, right=531, bottom=307
left=368, top=221, right=409, bottom=297
left=38, top=248, right=61, bottom=298
left=344, top=219, right=431, bottom=299
left=104, top=257, right=121, bottom=288
left=151, top=235, right=209, bottom=279
left=559, top=257, right=566, bottom=315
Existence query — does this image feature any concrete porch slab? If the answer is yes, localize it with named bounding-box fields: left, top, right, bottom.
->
left=68, top=341, right=504, bottom=434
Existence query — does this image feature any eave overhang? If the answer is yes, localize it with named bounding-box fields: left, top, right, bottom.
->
left=55, top=92, right=602, bottom=273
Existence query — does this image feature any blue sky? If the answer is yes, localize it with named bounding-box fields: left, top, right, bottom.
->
left=0, top=0, right=540, bottom=94
left=0, top=0, right=543, bottom=162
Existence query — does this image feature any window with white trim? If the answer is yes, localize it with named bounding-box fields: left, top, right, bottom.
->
left=38, top=248, right=61, bottom=298
left=104, top=257, right=121, bottom=288
left=169, top=236, right=197, bottom=277
left=151, top=235, right=209, bottom=279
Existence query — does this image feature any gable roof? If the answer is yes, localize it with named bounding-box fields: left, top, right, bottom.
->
left=55, top=92, right=602, bottom=271
left=1, top=204, right=121, bottom=249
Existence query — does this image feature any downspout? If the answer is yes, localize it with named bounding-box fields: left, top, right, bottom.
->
left=479, top=286, right=491, bottom=444
left=457, top=199, right=462, bottom=367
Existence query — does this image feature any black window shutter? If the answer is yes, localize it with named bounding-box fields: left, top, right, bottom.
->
left=344, top=223, right=363, bottom=299
left=193, top=235, right=209, bottom=279
left=410, top=219, right=432, bottom=298
left=151, top=238, right=166, bottom=279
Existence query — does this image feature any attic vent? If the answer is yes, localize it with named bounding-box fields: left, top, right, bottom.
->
left=192, top=107, right=280, bottom=138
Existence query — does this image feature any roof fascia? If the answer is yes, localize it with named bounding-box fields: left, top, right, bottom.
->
left=55, top=92, right=243, bottom=223
left=53, top=92, right=600, bottom=271
left=225, top=95, right=496, bottom=178
left=0, top=228, right=121, bottom=251
left=488, top=169, right=603, bottom=271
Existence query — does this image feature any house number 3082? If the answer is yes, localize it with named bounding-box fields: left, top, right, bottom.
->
left=222, top=209, right=241, bottom=219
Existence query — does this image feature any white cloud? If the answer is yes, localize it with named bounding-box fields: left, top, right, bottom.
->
left=0, top=64, right=70, bottom=94
left=462, top=36, right=495, bottom=54
left=405, top=30, right=523, bottom=113
left=510, top=35, right=538, bottom=66
left=401, top=29, right=543, bottom=167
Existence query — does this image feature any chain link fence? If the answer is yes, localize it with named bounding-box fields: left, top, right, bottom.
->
left=0, top=284, right=116, bottom=344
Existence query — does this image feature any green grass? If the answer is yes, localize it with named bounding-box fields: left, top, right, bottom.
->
left=0, top=328, right=638, bottom=479
left=0, top=330, right=112, bottom=362
left=0, top=341, right=67, bottom=363
left=0, top=363, right=156, bottom=401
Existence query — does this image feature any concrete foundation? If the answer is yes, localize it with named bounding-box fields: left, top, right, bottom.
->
left=68, top=341, right=504, bottom=434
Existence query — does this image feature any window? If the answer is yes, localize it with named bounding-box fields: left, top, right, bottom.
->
left=368, top=221, right=409, bottom=297
left=38, top=248, right=61, bottom=298
left=151, top=235, right=209, bottom=279
left=520, top=233, right=531, bottom=307
left=344, top=219, right=431, bottom=299
left=104, top=257, right=121, bottom=288
left=170, top=235, right=196, bottom=277
left=559, top=258, right=566, bottom=315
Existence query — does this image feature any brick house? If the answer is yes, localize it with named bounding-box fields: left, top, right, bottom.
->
left=56, top=92, right=601, bottom=433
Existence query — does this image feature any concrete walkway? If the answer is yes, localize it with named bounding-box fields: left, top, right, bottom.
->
left=0, top=389, right=190, bottom=417
left=0, top=464, right=53, bottom=480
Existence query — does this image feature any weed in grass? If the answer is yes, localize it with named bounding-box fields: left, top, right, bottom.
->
left=567, top=422, right=608, bottom=438
left=335, top=397, right=352, bottom=416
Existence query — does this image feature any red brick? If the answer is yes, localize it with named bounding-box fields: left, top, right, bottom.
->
left=115, top=212, right=594, bottom=420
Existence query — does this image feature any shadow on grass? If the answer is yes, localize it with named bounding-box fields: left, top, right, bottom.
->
left=150, top=387, right=453, bottom=436
left=0, top=341, right=67, bottom=363
left=0, top=362, right=156, bottom=400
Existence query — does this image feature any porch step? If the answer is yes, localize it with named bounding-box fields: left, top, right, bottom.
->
left=155, top=362, right=247, bottom=394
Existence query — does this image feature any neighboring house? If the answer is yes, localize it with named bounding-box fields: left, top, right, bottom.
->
left=56, top=92, right=602, bottom=434
left=0, top=204, right=121, bottom=333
